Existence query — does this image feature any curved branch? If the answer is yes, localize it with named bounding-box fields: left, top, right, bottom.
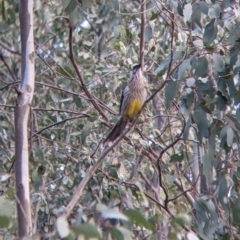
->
left=68, top=24, right=108, bottom=121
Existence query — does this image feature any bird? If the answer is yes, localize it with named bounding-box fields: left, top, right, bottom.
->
left=103, top=64, right=147, bottom=146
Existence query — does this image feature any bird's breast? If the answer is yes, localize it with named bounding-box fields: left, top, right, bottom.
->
left=124, top=98, right=143, bottom=119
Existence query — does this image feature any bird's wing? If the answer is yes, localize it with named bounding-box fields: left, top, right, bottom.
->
left=119, top=85, right=131, bottom=115
left=119, top=86, right=125, bottom=114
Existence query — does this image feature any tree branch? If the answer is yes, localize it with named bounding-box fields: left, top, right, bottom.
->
left=61, top=121, right=137, bottom=218
left=0, top=41, right=21, bottom=55
left=32, top=114, right=90, bottom=136
left=68, top=24, right=108, bottom=121
left=61, top=78, right=169, bottom=218
left=0, top=53, right=18, bottom=82
left=140, top=0, right=146, bottom=68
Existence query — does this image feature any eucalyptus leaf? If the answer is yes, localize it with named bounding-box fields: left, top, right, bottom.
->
left=208, top=4, right=221, bottom=18
left=0, top=216, right=10, bottom=228
left=119, top=41, right=127, bottom=55
left=0, top=196, right=15, bottom=217
left=226, top=127, right=234, bottom=146
left=110, top=227, right=124, bottom=240
left=82, top=0, right=93, bottom=7
left=203, top=18, right=218, bottom=46
left=65, top=0, right=77, bottom=14
left=177, top=3, right=183, bottom=17
left=118, top=25, right=127, bottom=37
left=186, top=77, right=195, bottom=87
left=178, top=59, right=191, bottom=80
left=72, top=223, right=101, bottom=238
left=174, top=214, right=191, bottom=226
left=192, top=3, right=202, bottom=28
left=165, top=81, right=179, bottom=109
left=218, top=176, right=228, bottom=207
left=193, top=105, right=209, bottom=140
left=125, top=209, right=154, bottom=230
left=144, top=25, right=152, bottom=42
left=155, top=59, right=171, bottom=76
left=101, top=208, right=128, bottom=221
left=213, top=53, right=224, bottom=72
left=199, top=1, right=209, bottom=15
left=202, top=151, right=213, bottom=187
left=183, top=3, right=192, bottom=23
left=69, top=7, right=78, bottom=25
left=232, top=197, right=240, bottom=225
left=226, top=22, right=240, bottom=44
left=56, top=217, right=70, bottom=238
left=81, top=122, right=93, bottom=143
left=195, top=56, right=208, bottom=78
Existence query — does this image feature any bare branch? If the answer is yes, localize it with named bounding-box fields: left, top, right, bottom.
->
left=140, top=0, right=146, bottom=68
left=68, top=24, right=108, bottom=121
left=0, top=41, right=21, bottom=55
left=0, top=81, right=19, bottom=91
left=33, top=114, right=90, bottom=136
left=0, top=53, right=18, bottom=82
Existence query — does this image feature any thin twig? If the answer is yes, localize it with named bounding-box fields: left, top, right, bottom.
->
left=157, top=115, right=186, bottom=209
left=157, top=115, right=186, bottom=162
left=14, top=194, right=28, bottom=224
left=169, top=174, right=200, bottom=202
left=45, top=176, right=64, bottom=187
left=0, top=41, right=21, bottom=55
left=36, top=53, right=57, bottom=77
left=33, top=114, right=90, bottom=136
left=35, top=35, right=56, bottom=50
left=140, top=0, right=146, bottom=68
left=0, top=80, right=19, bottom=91
left=36, top=80, right=116, bottom=114
left=0, top=53, right=18, bottom=82
left=33, top=107, right=84, bottom=115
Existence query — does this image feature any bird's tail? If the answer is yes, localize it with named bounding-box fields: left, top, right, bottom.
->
left=103, top=117, right=128, bottom=146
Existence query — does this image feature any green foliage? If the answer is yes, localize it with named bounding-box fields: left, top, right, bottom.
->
left=0, top=196, right=14, bottom=228
left=72, top=223, right=102, bottom=239
left=1, top=0, right=240, bottom=239
left=125, top=209, right=154, bottom=230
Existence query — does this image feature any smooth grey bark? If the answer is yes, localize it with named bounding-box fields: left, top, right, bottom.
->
left=15, top=0, right=34, bottom=237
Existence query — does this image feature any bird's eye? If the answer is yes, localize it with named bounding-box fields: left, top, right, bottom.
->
left=132, top=64, right=141, bottom=74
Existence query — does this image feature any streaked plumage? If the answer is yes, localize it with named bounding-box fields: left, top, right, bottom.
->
left=103, top=64, right=147, bottom=146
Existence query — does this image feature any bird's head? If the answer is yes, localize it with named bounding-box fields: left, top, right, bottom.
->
left=129, top=64, right=143, bottom=81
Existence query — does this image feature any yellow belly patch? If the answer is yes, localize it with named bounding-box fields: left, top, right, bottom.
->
left=124, top=99, right=143, bottom=119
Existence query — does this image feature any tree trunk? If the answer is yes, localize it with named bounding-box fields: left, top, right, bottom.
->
left=15, top=0, right=34, bottom=237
